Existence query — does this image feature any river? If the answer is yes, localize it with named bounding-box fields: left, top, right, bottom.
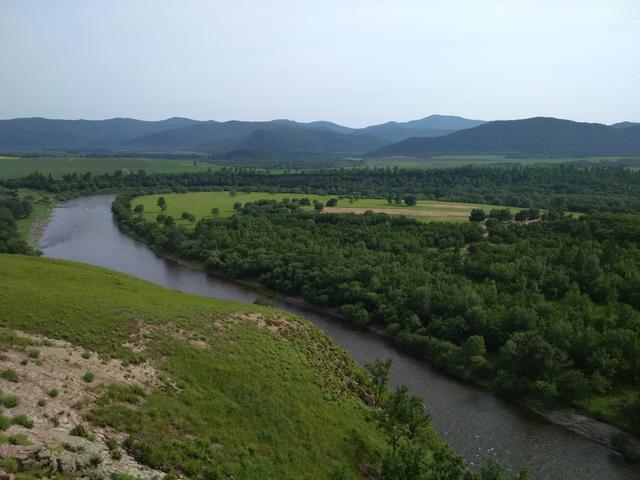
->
left=38, top=194, right=638, bottom=480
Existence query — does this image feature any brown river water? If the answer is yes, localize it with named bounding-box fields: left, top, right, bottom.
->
left=38, top=194, right=639, bottom=480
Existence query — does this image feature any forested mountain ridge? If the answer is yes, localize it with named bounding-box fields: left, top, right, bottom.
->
left=0, top=115, right=481, bottom=154
left=0, top=117, right=199, bottom=150
left=360, top=114, right=485, bottom=142
left=371, top=117, right=640, bottom=157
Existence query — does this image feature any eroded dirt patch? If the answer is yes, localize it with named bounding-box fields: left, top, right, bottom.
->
left=229, top=311, right=296, bottom=334
left=0, top=330, right=165, bottom=479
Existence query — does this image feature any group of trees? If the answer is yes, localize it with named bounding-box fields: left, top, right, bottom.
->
left=114, top=194, right=640, bottom=418
left=0, top=192, right=33, bottom=254
left=361, top=357, right=526, bottom=480
left=469, top=208, right=540, bottom=223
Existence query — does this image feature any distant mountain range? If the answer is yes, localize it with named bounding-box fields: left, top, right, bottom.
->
left=371, top=117, right=640, bottom=157
left=0, top=115, right=482, bottom=156
left=1, top=115, right=639, bottom=157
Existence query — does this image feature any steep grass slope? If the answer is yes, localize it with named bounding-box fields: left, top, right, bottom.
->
left=0, top=254, right=395, bottom=479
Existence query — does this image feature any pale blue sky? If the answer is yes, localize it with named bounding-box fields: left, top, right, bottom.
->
left=1, top=0, right=638, bottom=126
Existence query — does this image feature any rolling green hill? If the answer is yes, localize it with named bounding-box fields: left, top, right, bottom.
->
left=0, top=254, right=388, bottom=478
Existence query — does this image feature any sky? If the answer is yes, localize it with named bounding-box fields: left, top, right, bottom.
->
left=1, top=0, right=639, bottom=126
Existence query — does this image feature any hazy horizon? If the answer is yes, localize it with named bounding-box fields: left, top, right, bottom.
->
left=1, top=0, right=639, bottom=126
left=0, top=114, right=636, bottom=129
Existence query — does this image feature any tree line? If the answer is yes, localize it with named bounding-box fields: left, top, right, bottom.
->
left=0, top=192, right=33, bottom=254
left=5, top=163, right=640, bottom=212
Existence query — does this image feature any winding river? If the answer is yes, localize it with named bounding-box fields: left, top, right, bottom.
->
left=38, top=194, right=638, bottom=480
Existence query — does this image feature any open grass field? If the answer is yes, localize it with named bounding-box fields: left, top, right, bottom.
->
left=362, top=155, right=632, bottom=169
left=133, top=190, right=520, bottom=224
left=0, top=156, right=218, bottom=179
left=0, top=254, right=396, bottom=478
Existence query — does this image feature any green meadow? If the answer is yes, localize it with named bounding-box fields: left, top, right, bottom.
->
left=133, top=191, right=519, bottom=224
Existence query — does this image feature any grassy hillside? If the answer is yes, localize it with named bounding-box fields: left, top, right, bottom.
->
left=0, top=254, right=398, bottom=479
left=133, top=191, right=518, bottom=224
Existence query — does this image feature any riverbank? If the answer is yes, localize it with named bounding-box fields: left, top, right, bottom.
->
left=14, top=189, right=57, bottom=248
left=533, top=408, right=640, bottom=459
left=25, top=205, right=54, bottom=247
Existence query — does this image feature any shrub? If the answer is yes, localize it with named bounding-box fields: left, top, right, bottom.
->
left=37, top=399, right=46, bottom=407
left=0, top=415, right=11, bottom=431
left=27, top=349, right=40, bottom=359
left=1, top=369, right=18, bottom=382
left=83, top=372, right=96, bottom=383
left=12, top=414, right=33, bottom=428
left=9, top=433, right=29, bottom=446
left=106, top=437, right=118, bottom=451
left=89, top=453, right=103, bottom=467
left=48, top=388, right=59, bottom=398
left=69, top=424, right=88, bottom=438
left=82, top=351, right=92, bottom=359
left=62, top=442, right=85, bottom=453
left=2, top=395, right=20, bottom=408
left=3, top=457, right=19, bottom=474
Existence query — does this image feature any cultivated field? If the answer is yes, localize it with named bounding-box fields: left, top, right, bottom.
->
left=0, top=156, right=217, bottom=179
left=133, top=191, right=519, bottom=224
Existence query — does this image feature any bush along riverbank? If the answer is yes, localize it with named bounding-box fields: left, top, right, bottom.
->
left=112, top=191, right=640, bottom=460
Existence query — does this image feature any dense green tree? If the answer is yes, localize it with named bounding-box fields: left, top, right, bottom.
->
left=181, top=212, right=196, bottom=222
left=489, top=209, right=513, bottom=222
left=404, top=195, right=418, bottom=207
left=365, top=358, right=393, bottom=404
left=469, top=208, right=487, bottom=222
left=499, top=332, right=554, bottom=381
